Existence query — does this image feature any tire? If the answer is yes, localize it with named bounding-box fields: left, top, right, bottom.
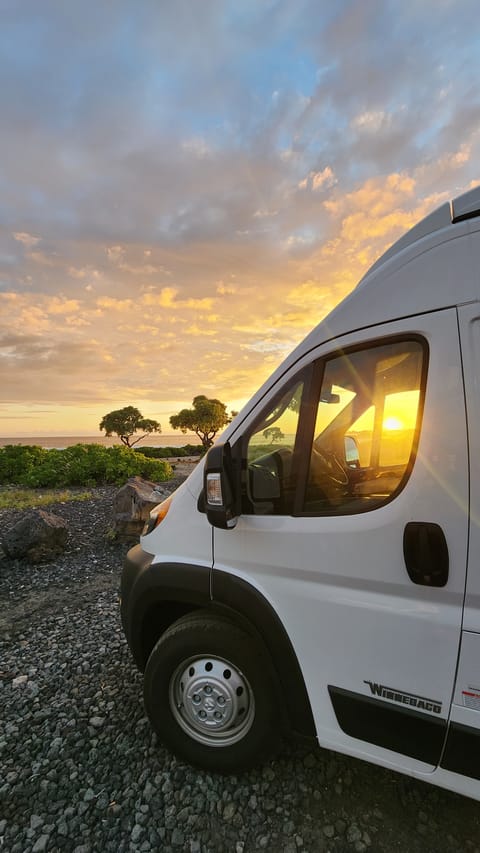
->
left=143, top=610, right=281, bottom=771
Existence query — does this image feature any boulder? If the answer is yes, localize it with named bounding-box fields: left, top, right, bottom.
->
left=2, top=509, right=69, bottom=563
left=113, top=476, right=171, bottom=543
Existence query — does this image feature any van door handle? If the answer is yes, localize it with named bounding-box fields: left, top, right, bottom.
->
left=403, top=522, right=449, bottom=587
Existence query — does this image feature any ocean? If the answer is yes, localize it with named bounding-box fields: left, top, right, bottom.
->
left=0, top=434, right=201, bottom=450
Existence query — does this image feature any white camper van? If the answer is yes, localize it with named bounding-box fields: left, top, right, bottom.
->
left=121, top=185, right=480, bottom=800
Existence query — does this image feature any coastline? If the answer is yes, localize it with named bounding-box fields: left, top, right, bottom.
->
left=0, top=434, right=201, bottom=450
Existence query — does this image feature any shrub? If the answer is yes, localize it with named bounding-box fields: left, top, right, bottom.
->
left=134, top=444, right=204, bottom=459
left=182, top=444, right=204, bottom=457
left=0, top=445, right=47, bottom=484
left=0, top=444, right=173, bottom=487
left=133, top=453, right=174, bottom=482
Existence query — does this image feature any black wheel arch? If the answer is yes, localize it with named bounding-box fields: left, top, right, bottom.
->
left=212, top=569, right=316, bottom=740
left=122, top=551, right=316, bottom=740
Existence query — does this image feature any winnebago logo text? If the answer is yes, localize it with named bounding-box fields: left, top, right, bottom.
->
left=364, top=681, right=442, bottom=714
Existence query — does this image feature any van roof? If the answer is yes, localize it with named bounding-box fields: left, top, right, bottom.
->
left=226, top=185, right=480, bottom=438
left=300, top=183, right=480, bottom=351
left=361, top=184, right=480, bottom=281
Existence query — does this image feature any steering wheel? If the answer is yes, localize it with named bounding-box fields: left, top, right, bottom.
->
left=309, top=446, right=349, bottom=505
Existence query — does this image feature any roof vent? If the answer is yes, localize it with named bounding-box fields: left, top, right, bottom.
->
left=452, top=185, right=480, bottom=223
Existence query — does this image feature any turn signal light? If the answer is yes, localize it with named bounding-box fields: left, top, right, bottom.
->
left=206, top=472, right=223, bottom=505
left=143, top=495, right=172, bottom=535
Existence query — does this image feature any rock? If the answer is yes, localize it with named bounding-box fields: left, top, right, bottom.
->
left=171, top=828, right=185, bottom=846
left=131, top=824, right=144, bottom=843
left=223, top=802, right=236, bottom=821
left=113, top=476, right=168, bottom=542
left=2, top=509, right=68, bottom=563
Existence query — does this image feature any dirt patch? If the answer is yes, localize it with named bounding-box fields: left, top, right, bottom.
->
left=166, top=455, right=201, bottom=479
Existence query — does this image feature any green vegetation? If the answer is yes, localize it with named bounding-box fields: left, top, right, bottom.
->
left=0, top=489, right=93, bottom=510
left=0, top=444, right=173, bottom=488
left=170, top=395, right=236, bottom=450
left=99, top=405, right=161, bottom=448
left=134, top=444, right=203, bottom=459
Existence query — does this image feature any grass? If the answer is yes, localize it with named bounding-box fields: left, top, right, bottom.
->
left=0, top=489, right=93, bottom=510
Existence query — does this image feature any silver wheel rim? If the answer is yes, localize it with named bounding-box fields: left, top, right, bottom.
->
left=169, top=654, right=255, bottom=747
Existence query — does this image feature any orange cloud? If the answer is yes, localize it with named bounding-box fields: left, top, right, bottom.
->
left=185, top=324, right=216, bottom=336
left=299, top=166, right=336, bottom=191
left=13, top=232, right=40, bottom=248
left=216, top=281, right=237, bottom=295
left=142, top=288, right=178, bottom=307
left=96, top=297, right=134, bottom=312
left=27, top=250, right=56, bottom=266
left=46, top=297, right=81, bottom=315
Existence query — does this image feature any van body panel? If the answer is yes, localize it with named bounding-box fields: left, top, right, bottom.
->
left=213, top=309, right=469, bottom=772
left=452, top=632, right=480, bottom=713
left=140, top=476, right=212, bottom=566
left=458, top=305, right=480, bottom=632
left=121, top=187, right=480, bottom=798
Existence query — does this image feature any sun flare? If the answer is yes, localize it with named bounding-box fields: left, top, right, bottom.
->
left=383, top=416, right=404, bottom=431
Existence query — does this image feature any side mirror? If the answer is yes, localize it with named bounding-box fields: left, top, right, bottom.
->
left=344, top=435, right=360, bottom=468
left=204, top=441, right=238, bottom=530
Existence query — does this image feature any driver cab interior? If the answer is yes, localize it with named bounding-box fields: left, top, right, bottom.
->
left=241, top=336, right=426, bottom=517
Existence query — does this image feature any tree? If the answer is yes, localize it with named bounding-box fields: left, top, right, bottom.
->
left=170, top=395, right=234, bottom=450
left=263, top=426, right=284, bottom=443
left=99, top=406, right=161, bottom=448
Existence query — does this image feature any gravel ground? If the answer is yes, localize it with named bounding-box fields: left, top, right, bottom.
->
left=1, top=483, right=480, bottom=853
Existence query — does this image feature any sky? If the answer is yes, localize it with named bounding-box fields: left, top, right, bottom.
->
left=1, top=0, right=479, bottom=436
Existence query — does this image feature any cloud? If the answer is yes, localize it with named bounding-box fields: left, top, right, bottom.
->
left=27, top=251, right=57, bottom=266
left=1, top=0, right=480, bottom=432
left=299, top=167, right=336, bottom=192
left=351, top=110, right=391, bottom=133
left=13, top=232, right=40, bottom=248
left=141, top=288, right=178, bottom=308
left=96, top=297, right=133, bottom=312
left=185, top=324, right=216, bottom=337
left=46, top=297, right=80, bottom=315
left=216, top=282, right=237, bottom=295
left=106, top=246, right=125, bottom=264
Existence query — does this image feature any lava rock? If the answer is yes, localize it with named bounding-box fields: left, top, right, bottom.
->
left=2, top=509, right=68, bottom=563
left=112, top=476, right=168, bottom=542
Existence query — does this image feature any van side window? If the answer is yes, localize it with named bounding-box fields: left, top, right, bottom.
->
left=244, top=379, right=304, bottom=515
left=303, top=339, right=425, bottom=514
left=243, top=338, right=426, bottom=517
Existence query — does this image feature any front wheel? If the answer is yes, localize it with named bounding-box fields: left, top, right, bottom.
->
left=143, top=611, right=281, bottom=771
